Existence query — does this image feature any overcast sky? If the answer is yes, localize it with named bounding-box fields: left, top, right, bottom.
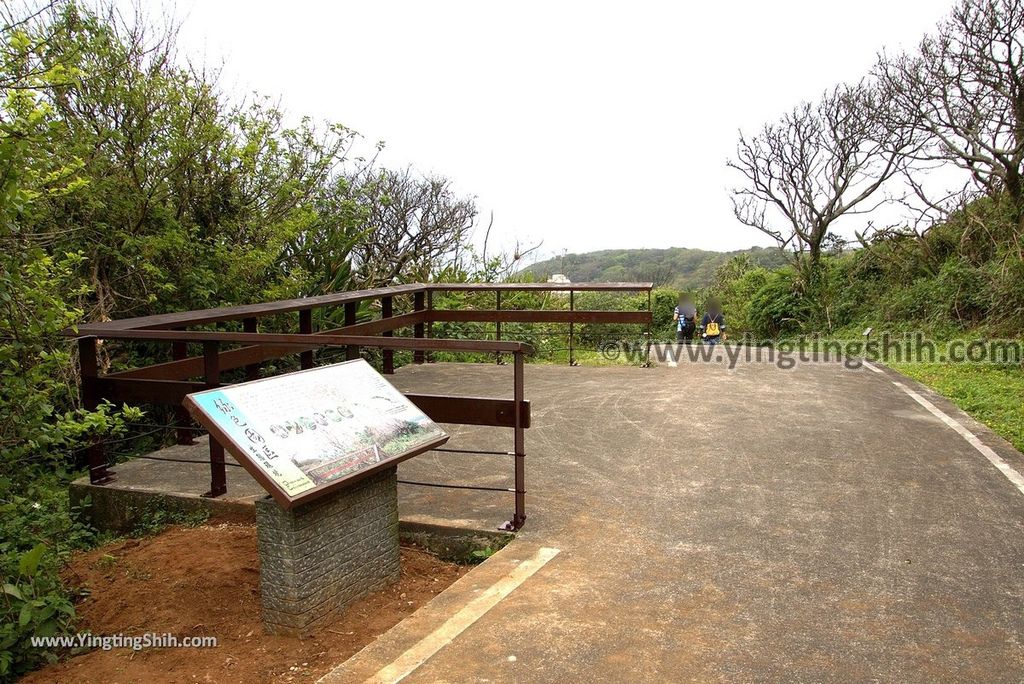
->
left=166, top=0, right=954, bottom=263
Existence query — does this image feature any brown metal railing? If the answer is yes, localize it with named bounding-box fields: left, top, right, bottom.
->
left=69, top=281, right=653, bottom=531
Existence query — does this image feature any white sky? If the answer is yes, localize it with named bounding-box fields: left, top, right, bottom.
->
left=160, top=0, right=954, bottom=263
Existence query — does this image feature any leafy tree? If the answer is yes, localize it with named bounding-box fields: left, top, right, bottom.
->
left=0, top=0, right=133, bottom=481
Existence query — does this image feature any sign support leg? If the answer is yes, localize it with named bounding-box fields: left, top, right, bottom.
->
left=79, top=336, right=113, bottom=484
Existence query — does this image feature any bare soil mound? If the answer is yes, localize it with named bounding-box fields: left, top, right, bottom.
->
left=23, top=523, right=467, bottom=683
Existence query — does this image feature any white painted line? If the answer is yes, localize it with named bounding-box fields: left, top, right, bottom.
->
left=863, top=361, right=1024, bottom=495
left=364, top=546, right=561, bottom=684
left=863, top=361, right=885, bottom=374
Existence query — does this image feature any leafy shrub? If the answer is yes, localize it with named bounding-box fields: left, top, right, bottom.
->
left=936, top=258, right=990, bottom=326
left=0, top=540, right=75, bottom=679
left=0, top=544, right=76, bottom=679
left=715, top=259, right=771, bottom=338
left=747, top=269, right=810, bottom=339
left=0, top=480, right=101, bottom=681
left=990, top=256, right=1024, bottom=332
left=650, top=288, right=682, bottom=340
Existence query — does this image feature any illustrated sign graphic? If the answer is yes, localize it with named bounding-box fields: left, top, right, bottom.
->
left=184, top=359, right=448, bottom=508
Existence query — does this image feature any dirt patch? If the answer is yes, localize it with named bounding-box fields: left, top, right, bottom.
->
left=23, top=523, right=468, bottom=684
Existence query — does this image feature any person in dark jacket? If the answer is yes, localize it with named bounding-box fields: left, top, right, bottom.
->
left=673, top=294, right=698, bottom=344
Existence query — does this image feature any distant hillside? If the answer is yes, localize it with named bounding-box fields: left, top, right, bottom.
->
left=521, top=246, right=789, bottom=290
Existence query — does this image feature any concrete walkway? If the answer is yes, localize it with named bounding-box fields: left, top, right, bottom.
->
left=330, top=357, right=1024, bottom=682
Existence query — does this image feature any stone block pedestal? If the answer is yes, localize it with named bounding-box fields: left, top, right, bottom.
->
left=255, top=467, right=400, bottom=636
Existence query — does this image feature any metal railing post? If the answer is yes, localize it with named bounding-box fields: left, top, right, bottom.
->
left=645, top=288, right=653, bottom=367
left=512, top=350, right=527, bottom=530
left=344, top=303, right=358, bottom=361
left=413, top=290, right=425, bottom=364
left=202, top=341, right=227, bottom=498
left=495, top=289, right=504, bottom=365
left=300, top=309, right=315, bottom=369
left=243, top=317, right=260, bottom=381
left=382, top=296, right=394, bottom=374
left=172, top=340, right=196, bottom=445
left=493, top=350, right=528, bottom=532
left=568, top=289, right=576, bottom=366
left=426, top=288, right=434, bottom=363
left=79, top=336, right=113, bottom=484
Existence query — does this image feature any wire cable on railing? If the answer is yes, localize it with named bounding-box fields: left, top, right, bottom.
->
left=132, top=423, right=205, bottom=432
left=432, top=447, right=514, bottom=456
left=397, top=479, right=519, bottom=493
left=132, top=454, right=244, bottom=467
left=68, top=427, right=167, bottom=455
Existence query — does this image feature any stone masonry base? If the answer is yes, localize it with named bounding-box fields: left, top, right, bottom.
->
left=255, top=467, right=400, bottom=636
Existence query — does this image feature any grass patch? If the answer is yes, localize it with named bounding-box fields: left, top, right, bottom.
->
left=533, top=349, right=641, bottom=367
left=889, top=362, right=1024, bottom=452
left=125, top=500, right=210, bottom=538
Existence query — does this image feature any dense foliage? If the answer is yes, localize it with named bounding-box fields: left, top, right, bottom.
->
left=702, top=194, right=1024, bottom=341
left=0, top=2, right=483, bottom=677
left=522, top=246, right=787, bottom=290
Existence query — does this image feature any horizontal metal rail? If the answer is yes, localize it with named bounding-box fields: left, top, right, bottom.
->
left=429, top=309, right=650, bottom=325
left=74, top=329, right=531, bottom=353
left=424, top=282, right=651, bottom=292
left=398, top=479, right=520, bottom=494
left=69, top=281, right=652, bottom=332
left=72, top=284, right=426, bottom=331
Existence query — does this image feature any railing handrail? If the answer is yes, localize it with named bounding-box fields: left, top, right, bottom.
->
left=64, top=281, right=654, bottom=333
left=72, top=329, right=532, bottom=354
left=66, top=283, right=427, bottom=332
left=424, top=282, right=653, bottom=292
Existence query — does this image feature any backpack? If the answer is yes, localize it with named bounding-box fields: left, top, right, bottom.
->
left=705, top=319, right=721, bottom=337
left=676, top=306, right=696, bottom=330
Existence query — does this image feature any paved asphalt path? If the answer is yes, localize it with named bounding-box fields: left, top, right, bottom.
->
left=379, top=356, right=1024, bottom=682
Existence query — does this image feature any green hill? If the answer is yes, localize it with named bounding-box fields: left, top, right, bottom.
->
left=521, top=246, right=789, bottom=290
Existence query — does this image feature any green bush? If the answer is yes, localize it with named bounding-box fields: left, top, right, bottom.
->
left=936, top=258, right=990, bottom=326
left=716, top=264, right=770, bottom=338
left=650, top=288, right=681, bottom=340
left=990, top=256, right=1024, bottom=333
left=746, top=269, right=809, bottom=339
left=0, top=480, right=100, bottom=680
left=0, top=544, right=76, bottom=679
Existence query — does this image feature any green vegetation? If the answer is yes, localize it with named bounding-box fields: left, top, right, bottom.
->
left=707, top=196, right=1024, bottom=342
left=0, top=483, right=213, bottom=677
left=0, top=3, right=485, bottom=677
left=124, top=500, right=210, bottom=538
left=0, top=478, right=96, bottom=677
left=522, top=246, right=788, bottom=290
left=399, top=530, right=513, bottom=564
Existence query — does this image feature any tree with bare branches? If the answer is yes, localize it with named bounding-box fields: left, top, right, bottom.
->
left=342, top=167, right=477, bottom=286
left=728, top=81, right=911, bottom=285
left=874, top=0, right=1024, bottom=241
left=876, top=0, right=1019, bottom=229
